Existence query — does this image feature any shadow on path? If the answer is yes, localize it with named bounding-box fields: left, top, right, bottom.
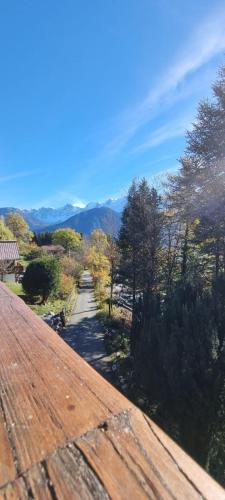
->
left=61, top=270, right=114, bottom=382
left=62, top=311, right=113, bottom=382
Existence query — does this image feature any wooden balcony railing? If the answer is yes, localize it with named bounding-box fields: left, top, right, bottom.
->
left=0, top=281, right=225, bottom=499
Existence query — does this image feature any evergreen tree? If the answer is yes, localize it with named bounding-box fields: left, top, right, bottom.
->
left=34, top=231, right=53, bottom=246
left=22, top=257, right=60, bottom=303
left=166, top=157, right=199, bottom=279
left=119, top=179, right=162, bottom=353
left=186, top=66, right=225, bottom=275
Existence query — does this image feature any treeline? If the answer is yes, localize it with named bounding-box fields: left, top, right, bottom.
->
left=0, top=211, right=84, bottom=308
left=22, top=228, right=83, bottom=304
left=116, top=64, right=225, bottom=483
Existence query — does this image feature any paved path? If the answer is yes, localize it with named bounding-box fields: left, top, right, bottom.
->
left=61, top=271, right=112, bottom=381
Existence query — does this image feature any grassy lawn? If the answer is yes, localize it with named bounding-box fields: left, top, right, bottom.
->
left=5, top=282, right=64, bottom=315
left=6, top=282, right=25, bottom=297
left=30, top=299, right=64, bottom=315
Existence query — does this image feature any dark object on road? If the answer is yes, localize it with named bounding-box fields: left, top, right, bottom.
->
left=42, top=311, right=64, bottom=333
left=60, top=309, right=66, bottom=327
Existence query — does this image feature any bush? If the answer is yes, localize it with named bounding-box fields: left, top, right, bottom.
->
left=60, top=255, right=77, bottom=277
left=18, top=242, right=34, bottom=256
left=22, top=257, right=60, bottom=303
left=27, top=247, right=44, bottom=260
left=60, top=255, right=83, bottom=282
left=58, top=273, right=74, bottom=299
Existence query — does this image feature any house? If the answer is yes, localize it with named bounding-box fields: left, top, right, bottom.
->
left=0, top=240, right=20, bottom=282
left=41, top=244, right=65, bottom=256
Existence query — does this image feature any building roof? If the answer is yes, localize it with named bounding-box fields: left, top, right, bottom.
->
left=0, top=240, right=20, bottom=261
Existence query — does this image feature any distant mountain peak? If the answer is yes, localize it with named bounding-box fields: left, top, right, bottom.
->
left=0, top=196, right=126, bottom=232
left=46, top=206, right=121, bottom=236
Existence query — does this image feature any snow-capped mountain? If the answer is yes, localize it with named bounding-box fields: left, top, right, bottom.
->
left=0, top=197, right=127, bottom=230
left=25, top=197, right=127, bottom=225
left=85, top=197, right=127, bottom=213
left=23, top=204, right=81, bottom=225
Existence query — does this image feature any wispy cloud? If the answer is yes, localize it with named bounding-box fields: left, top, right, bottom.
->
left=57, top=4, right=225, bottom=197
left=132, top=112, right=194, bottom=154
left=0, top=169, right=41, bottom=183
left=102, top=3, right=225, bottom=157
left=31, top=3, right=225, bottom=206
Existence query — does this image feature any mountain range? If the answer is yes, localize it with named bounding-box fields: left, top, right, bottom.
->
left=47, top=207, right=121, bottom=236
left=0, top=197, right=126, bottom=235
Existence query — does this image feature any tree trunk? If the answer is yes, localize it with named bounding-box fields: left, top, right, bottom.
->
left=181, top=223, right=189, bottom=277
left=130, top=266, right=137, bottom=357
left=132, top=269, right=136, bottom=323
left=215, top=238, right=220, bottom=278
left=223, top=238, right=225, bottom=273
left=108, top=262, right=114, bottom=318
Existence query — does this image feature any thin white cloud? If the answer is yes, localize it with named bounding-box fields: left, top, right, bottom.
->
left=72, top=198, right=86, bottom=208
left=102, top=3, right=225, bottom=157
left=54, top=4, right=225, bottom=197
left=29, top=3, right=225, bottom=206
left=0, top=169, right=41, bottom=183
left=133, top=112, right=194, bottom=154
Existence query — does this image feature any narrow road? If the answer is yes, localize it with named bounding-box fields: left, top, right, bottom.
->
left=61, top=271, right=112, bottom=381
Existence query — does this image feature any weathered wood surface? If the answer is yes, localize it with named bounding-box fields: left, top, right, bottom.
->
left=0, top=282, right=224, bottom=499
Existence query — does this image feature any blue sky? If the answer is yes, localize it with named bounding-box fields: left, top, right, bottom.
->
left=1, top=0, right=225, bottom=208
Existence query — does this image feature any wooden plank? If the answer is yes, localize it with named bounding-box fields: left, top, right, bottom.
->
left=0, top=445, right=109, bottom=500
left=0, top=402, right=16, bottom=486
left=0, top=284, right=131, bottom=484
left=143, top=415, right=225, bottom=500
left=0, top=477, right=28, bottom=500
left=0, top=281, right=225, bottom=499
left=0, top=281, right=130, bottom=415
left=76, top=409, right=203, bottom=499
left=77, top=408, right=225, bottom=499
left=0, top=464, right=53, bottom=500
left=25, top=464, right=53, bottom=500
left=46, top=444, right=109, bottom=499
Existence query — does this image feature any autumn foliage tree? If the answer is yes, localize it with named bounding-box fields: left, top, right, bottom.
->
left=52, top=228, right=82, bottom=254
left=59, top=255, right=82, bottom=279
left=106, top=236, right=119, bottom=316
left=0, top=218, right=14, bottom=240
left=5, top=212, right=32, bottom=242
left=58, top=273, right=74, bottom=299
left=87, top=230, right=110, bottom=302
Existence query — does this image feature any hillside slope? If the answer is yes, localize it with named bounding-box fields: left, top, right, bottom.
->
left=46, top=207, right=121, bottom=235
left=0, top=207, right=46, bottom=231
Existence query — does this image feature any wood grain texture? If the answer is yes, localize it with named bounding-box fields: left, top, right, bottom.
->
left=0, top=281, right=225, bottom=499
left=0, top=402, right=16, bottom=486
left=0, top=283, right=130, bottom=480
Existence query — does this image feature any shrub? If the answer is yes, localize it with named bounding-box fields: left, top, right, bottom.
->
left=60, top=255, right=83, bottom=281
left=58, top=273, right=74, bottom=299
left=27, top=247, right=44, bottom=260
left=60, top=255, right=77, bottom=276
left=22, top=257, right=60, bottom=303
